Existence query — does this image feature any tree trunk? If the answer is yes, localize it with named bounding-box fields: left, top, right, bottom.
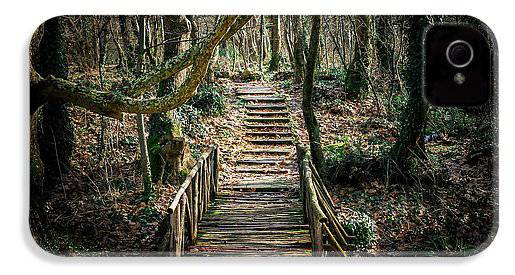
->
left=134, top=15, right=153, bottom=197
left=118, top=15, right=134, bottom=69
left=136, top=113, right=153, bottom=197
left=302, top=16, right=327, bottom=182
left=292, top=16, right=306, bottom=83
left=347, top=16, right=369, bottom=97
left=259, top=15, right=265, bottom=71
left=391, top=16, right=430, bottom=168
left=149, top=15, right=192, bottom=185
left=283, top=16, right=295, bottom=66
left=30, top=16, right=75, bottom=250
left=269, top=15, right=281, bottom=71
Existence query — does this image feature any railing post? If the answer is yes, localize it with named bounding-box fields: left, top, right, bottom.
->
left=198, top=160, right=204, bottom=221
left=214, top=146, right=219, bottom=194
left=170, top=203, right=181, bottom=256
left=203, top=161, right=209, bottom=214
left=178, top=194, right=187, bottom=256
left=185, top=184, right=194, bottom=245
left=313, top=221, right=324, bottom=256
left=191, top=174, right=199, bottom=243
left=161, top=145, right=220, bottom=256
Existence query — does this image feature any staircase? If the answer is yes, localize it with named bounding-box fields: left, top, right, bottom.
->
left=186, top=84, right=311, bottom=256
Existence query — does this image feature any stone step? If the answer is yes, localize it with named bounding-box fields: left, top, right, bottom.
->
left=244, top=124, right=290, bottom=129
left=239, top=96, right=285, bottom=102
left=246, top=131, right=291, bottom=137
left=236, top=91, right=276, bottom=96
left=186, top=85, right=309, bottom=257
left=246, top=111, right=289, bottom=117
left=245, top=104, right=287, bottom=110
left=248, top=139, right=294, bottom=145
left=241, top=149, right=291, bottom=155
left=236, top=158, right=288, bottom=165
left=245, top=117, right=290, bottom=123
left=241, top=87, right=273, bottom=91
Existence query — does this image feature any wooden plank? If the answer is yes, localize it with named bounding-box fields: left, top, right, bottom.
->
left=235, top=168, right=290, bottom=174
left=197, top=224, right=309, bottom=230
left=224, top=184, right=292, bottom=192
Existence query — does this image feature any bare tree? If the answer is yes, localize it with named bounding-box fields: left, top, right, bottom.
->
left=269, top=15, right=282, bottom=71
left=302, top=15, right=327, bottom=181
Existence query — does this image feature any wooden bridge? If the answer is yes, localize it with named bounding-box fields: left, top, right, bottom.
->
left=159, top=84, right=349, bottom=256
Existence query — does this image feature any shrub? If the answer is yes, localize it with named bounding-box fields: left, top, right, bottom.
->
left=174, top=104, right=206, bottom=138
left=324, top=140, right=388, bottom=184
left=339, top=209, right=379, bottom=250
left=427, top=107, right=477, bottom=137
left=188, top=84, right=226, bottom=116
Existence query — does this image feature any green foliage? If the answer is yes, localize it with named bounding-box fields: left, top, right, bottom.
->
left=340, top=210, right=379, bottom=249
left=175, top=104, right=206, bottom=137
left=390, top=94, right=408, bottom=116
left=324, top=139, right=389, bottom=184
left=128, top=205, right=162, bottom=224
left=427, top=107, right=477, bottom=137
left=324, top=137, right=352, bottom=162
left=280, top=79, right=293, bottom=89
left=188, top=84, right=226, bottom=116
left=189, top=143, right=203, bottom=160
left=173, top=84, right=226, bottom=138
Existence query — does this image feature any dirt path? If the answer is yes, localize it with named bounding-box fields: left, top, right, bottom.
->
left=186, top=83, right=311, bottom=256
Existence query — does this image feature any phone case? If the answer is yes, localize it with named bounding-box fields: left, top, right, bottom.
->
left=29, top=15, right=498, bottom=257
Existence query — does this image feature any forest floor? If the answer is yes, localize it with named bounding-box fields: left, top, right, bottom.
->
left=40, top=69, right=237, bottom=255
left=40, top=70, right=496, bottom=255
left=279, top=79, right=497, bottom=255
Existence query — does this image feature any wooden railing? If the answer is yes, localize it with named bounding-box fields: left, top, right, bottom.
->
left=159, top=145, right=219, bottom=256
left=295, top=144, right=349, bottom=256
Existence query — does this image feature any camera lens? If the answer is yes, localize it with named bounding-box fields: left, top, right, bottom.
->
left=446, top=40, right=474, bottom=68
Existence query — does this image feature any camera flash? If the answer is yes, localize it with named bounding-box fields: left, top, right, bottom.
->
left=454, top=72, right=466, bottom=85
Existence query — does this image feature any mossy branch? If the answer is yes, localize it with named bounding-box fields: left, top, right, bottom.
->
left=31, top=16, right=251, bottom=119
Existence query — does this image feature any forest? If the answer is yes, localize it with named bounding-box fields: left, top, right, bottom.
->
left=29, top=15, right=496, bottom=256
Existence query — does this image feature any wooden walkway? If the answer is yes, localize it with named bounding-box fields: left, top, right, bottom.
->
left=186, top=84, right=311, bottom=256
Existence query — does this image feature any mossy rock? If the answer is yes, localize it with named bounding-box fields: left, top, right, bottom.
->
left=233, top=69, right=262, bottom=82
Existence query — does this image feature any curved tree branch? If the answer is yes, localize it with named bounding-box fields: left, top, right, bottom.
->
left=31, top=15, right=252, bottom=119
left=125, top=15, right=252, bottom=98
